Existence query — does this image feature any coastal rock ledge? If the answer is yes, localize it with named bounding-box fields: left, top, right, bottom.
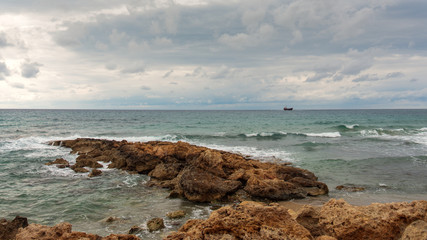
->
left=166, top=199, right=427, bottom=240
left=50, top=138, right=328, bottom=202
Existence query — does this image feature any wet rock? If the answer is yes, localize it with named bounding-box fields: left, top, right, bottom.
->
left=128, top=225, right=143, bottom=235
left=15, top=222, right=141, bottom=240
left=147, top=218, right=165, bottom=232
left=45, top=158, right=70, bottom=166
left=0, top=216, right=28, bottom=240
left=318, top=199, right=427, bottom=240
left=167, top=210, right=186, bottom=219
left=335, top=185, right=365, bottom=192
left=165, top=201, right=313, bottom=240
left=70, top=166, right=89, bottom=173
left=400, top=220, right=427, bottom=240
left=51, top=138, right=329, bottom=203
left=89, top=169, right=102, bottom=177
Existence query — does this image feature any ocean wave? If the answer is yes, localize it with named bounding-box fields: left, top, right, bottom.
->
left=360, top=128, right=427, bottom=146
left=335, top=124, right=360, bottom=131
left=305, top=132, right=341, bottom=138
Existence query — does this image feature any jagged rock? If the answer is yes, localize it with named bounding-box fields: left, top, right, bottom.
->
left=335, top=185, right=365, bottom=192
left=165, top=201, right=313, bottom=240
left=400, top=220, right=427, bottom=240
left=165, top=199, right=427, bottom=240
left=0, top=216, right=28, bottom=240
left=15, top=222, right=141, bottom=240
left=50, top=138, right=328, bottom=203
left=89, top=169, right=102, bottom=177
left=147, top=218, right=165, bottom=232
left=167, top=210, right=186, bottom=219
left=45, top=158, right=70, bottom=166
left=318, top=199, right=427, bottom=240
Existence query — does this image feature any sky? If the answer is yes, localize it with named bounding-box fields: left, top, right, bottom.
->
left=0, top=0, right=426, bottom=110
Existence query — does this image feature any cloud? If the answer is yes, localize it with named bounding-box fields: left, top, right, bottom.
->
left=163, top=70, right=174, bottom=78
left=21, top=61, right=42, bottom=78
left=0, top=62, right=11, bottom=80
left=386, top=72, right=404, bottom=78
left=141, top=86, right=151, bottom=91
left=121, top=63, right=145, bottom=74
left=8, top=81, right=25, bottom=89
left=352, top=74, right=380, bottom=82
left=0, top=32, right=12, bottom=47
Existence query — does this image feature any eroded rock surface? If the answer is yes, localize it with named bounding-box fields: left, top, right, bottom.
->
left=15, top=222, right=141, bottom=240
left=166, top=199, right=427, bottom=240
left=51, top=138, right=328, bottom=202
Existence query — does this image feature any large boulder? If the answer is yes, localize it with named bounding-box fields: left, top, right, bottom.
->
left=51, top=138, right=328, bottom=203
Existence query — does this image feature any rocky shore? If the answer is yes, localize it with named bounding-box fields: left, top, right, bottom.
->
left=2, top=199, right=426, bottom=239
left=48, top=138, right=329, bottom=202
left=1, top=138, right=425, bottom=239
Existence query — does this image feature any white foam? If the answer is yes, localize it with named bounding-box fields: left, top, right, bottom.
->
left=305, top=132, right=341, bottom=138
left=360, top=129, right=380, bottom=136
left=196, top=142, right=294, bottom=163
left=345, top=124, right=359, bottom=129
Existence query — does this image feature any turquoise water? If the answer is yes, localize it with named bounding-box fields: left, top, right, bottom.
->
left=1, top=109, right=426, bottom=238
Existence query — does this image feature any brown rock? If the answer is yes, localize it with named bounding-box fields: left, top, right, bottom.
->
left=147, top=218, right=165, bottom=232
left=167, top=210, right=186, bottom=219
left=335, top=185, right=365, bottom=192
left=45, top=158, right=70, bottom=166
left=51, top=138, right=329, bottom=203
left=15, top=222, right=141, bottom=240
left=0, top=216, right=28, bottom=240
left=295, top=205, right=323, bottom=237
left=89, top=169, right=102, bottom=177
left=318, top=199, right=427, bottom=240
left=165, top=201, right=313, bottom=240
left=128, top=225, right=143, bottom=235
left=400, top=220, right=427, bottom=240
left=71, top=166, right=89, bottom=173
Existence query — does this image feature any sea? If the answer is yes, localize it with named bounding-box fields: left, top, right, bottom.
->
left=1, top=109, right=426, bottom=239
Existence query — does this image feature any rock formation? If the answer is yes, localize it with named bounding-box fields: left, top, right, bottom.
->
left=50, top=138, right=328, bottom=203
left=0, top=216, right=28, bottom=240
left=166, top=199, right=427, bottom=240
left=15, top=222, right=141, bottom=240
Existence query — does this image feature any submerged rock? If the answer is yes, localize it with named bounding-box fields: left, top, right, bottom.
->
left=45, top=158, right=70, bottom=167
left=167, top=210, right=186, bottom=219
left=51, top=138, right=328, bottom=203
left=335, top=184, right=365, bottom=192
left=89, top=168, right=102, bottom=177
left=165, top=199, right=427, bottom=240
left=0, top=216, right=28, bottom=240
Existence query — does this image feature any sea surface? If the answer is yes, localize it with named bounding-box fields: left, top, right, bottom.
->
left=1, top=109, right=426, bottom=238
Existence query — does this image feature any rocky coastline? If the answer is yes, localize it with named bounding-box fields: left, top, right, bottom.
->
left=1, top=138, right=426, bottom=239
left=48, top=138, right=329, bottom=202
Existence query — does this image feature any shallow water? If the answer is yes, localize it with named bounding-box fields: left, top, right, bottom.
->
left=0, top=109, right=426, bottom=238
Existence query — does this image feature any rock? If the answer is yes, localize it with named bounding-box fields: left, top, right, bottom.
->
left=51, top=138, right=328, bottom=203
left=45, top=158, right=70, bottom=166
left=165, top=201, right=313, bottom=240
left=89, top=169, right=102, bottom=177
left=15, top=222, right=141, bottom=240
left=335, top=185, right=365, bottom=192
left=0, top=216, right=28, bottom=240
left=71, top=166, right=89, bottom=173
left=105, top=216, right=121, bottom=223
left=400, top=220, right=427, bottom=240
left=147, top=218, right=165, bottom=232
left=167, top=210, right=186, bottom=219
left=128, top=225, right=143, bottom=235
left=318, top=199, right=427, bottom=240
